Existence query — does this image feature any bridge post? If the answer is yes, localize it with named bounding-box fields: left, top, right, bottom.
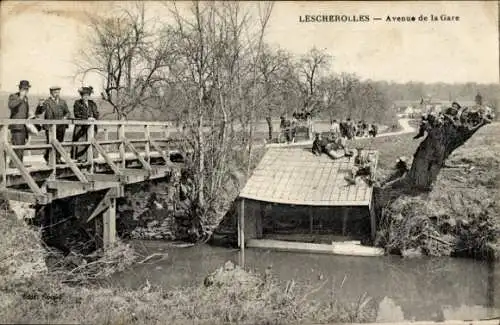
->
left=87, top=122, right=95, bottom=174
left=118, top=124, right=126, bottom=168
left=49, top=125, right=57, bottom=180
left=102, top=197, right=116, bottom=250
left=144, top=124, right=150, bottom=163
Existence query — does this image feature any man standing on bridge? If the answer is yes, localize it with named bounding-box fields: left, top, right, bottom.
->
left=36, top=86, right=70, bottom=164
left=71, top=86, right=99, bottom=162
left=8, top=80, right=32, bottom=168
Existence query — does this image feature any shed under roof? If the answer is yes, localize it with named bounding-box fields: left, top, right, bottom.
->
left=239, top=148, right=378, bottom=207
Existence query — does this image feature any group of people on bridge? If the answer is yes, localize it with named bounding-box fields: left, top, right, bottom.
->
left=7, top=80, right=100, bottom=168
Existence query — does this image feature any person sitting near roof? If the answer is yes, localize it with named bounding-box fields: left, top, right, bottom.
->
left=346, top=148, right=375, bottom=185
left=312, top=132, right=347, bottom=159
left=381, top=156, right=410, bottom=186
left=312, top=133, right=324, bottom=156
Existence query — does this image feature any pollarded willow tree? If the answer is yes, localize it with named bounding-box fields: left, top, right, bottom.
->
left=379, top=106, right=495, bottom=204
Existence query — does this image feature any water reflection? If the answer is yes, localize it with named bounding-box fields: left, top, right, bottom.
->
left=110, top=241, right=500, bottom=321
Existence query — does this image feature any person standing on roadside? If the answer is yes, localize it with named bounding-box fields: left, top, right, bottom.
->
left=71, top=86, right=99, bottom=162
left=36, top=86, right=70, bottom=164
left=8, top=80, right=32, bottom=167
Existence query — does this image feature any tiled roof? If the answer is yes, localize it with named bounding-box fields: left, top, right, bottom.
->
left=239, top=148, right=378, bottom=206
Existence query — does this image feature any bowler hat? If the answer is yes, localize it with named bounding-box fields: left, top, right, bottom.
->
left=78, top=86, right=93, bottom=95
left=50, top=86, right=61, bottom=91
left=18, top=80, right=31, bottom=89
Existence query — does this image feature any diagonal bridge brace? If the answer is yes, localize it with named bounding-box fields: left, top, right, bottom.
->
left=122, top=138, right=153, bottom=173
left=149, top=139, right=176, bottom=167
left=51, top=139, right=88, bottom=183
left=3, top=144, right=46, bottom=197
left=87, top=187, right=119, bottom=222
left=91, top=139, right=122, bottom=176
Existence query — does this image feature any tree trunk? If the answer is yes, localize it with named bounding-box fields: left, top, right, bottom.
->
left=383, top=109, right=493, bottom=197
left=265, top=116, right=273, bottom=140
left=406, top=127, right=447, bottom=190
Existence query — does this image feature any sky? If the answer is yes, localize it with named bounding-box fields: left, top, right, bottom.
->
left=0, top=1, right=498, bottom=95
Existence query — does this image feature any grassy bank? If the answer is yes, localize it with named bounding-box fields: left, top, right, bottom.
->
left=0, top=208, right=376, bottom=324
left=350, top=123, right=500, bottom=260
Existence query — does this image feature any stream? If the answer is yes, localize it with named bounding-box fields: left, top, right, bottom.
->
left=108, top=240, right=500, bottom=322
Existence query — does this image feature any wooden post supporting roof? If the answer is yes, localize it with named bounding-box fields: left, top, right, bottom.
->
left=238, top=198, right=245, bottom=249
left=369, top=197, right=376, bottom=242
left=238, top=199, right=246, bottom=268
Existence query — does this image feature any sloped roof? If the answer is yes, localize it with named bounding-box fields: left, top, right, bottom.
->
left=239, top=148, right=378, bottom=206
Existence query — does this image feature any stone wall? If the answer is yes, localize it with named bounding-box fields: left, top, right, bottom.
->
left=116, top=172, right=192, bottom=241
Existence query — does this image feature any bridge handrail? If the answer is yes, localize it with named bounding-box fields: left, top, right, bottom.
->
left=0, top=119, right=169, bottom=127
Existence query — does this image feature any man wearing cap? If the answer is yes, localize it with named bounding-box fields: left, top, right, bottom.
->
left=36, top=86, right=70, bottom=164
left=71, top=86, right=99, bottom=162
left=8, top=80, right=32, bottom=167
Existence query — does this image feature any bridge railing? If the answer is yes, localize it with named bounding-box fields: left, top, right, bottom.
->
left=0, top=119, right=180, bottom=201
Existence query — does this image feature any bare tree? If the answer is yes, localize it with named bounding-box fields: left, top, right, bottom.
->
left=317, top=76, right=345, bottom=122
left=164, top=1, right=273, bottom=241
left=257, top=46, right=295, bottom=140
left=76, top=2, right=172, bottom=119
left=297, top=47, right=332, bottom=114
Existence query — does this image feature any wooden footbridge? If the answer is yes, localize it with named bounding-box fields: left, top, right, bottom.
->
left=0, top=119, right=185, bottom=249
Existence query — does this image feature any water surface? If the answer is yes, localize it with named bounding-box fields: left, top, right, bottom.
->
left=110, top=241, right=500, bottom=322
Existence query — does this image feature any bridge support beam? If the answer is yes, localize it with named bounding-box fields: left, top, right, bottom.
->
left=102, top=197, right=116, bottom=250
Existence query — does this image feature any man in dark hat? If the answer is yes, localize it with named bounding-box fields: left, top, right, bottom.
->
left=71, top=86, right=99, bottom=162
left=8, top=80, right=32, bottom=167
left=35, top=86, right=70, bottom=164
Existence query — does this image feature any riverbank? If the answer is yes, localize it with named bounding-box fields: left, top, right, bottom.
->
left=366, top=123, right=500, bottom=260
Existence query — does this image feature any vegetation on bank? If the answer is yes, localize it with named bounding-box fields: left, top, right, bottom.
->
left=358, top=124, right=500, bottom=260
